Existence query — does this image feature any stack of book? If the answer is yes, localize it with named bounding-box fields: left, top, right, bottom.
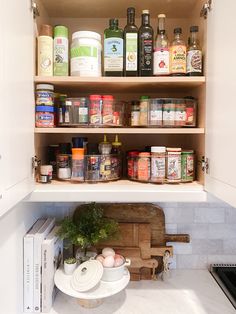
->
left=23, top=218, right=63, bottom=313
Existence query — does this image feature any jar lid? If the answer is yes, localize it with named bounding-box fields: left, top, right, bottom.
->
left=140, top=96, right=149, bottom=100
left=167, top=147, right=181, bottom=152
left=128, top=151, right=139, bottom=157
left=39, top=24, right=53, bottom=37
left=36, top=106, right=54, bottom=112
left=102, top=95, right=114, bottom=100
left=71, top=260, right=103, bottom=292
left=72, top=31, right=101, bottom=42
left=151, top=146, right=166, bottom=153
left=90, top=95, right=102, bottom=100
left=72, top=148, right=85, bottom=156
left=54, top=25, right=68, bottom=38
left=139, top=152, right=150, bottom=157
left=36, top=84, right=54, bottom=91
left=182, top=150, right=194, bottom=154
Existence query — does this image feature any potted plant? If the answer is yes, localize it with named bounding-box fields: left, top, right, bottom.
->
left=57, top=203, right=119, bottom=263
left=64, top=257, right=77, bottom=275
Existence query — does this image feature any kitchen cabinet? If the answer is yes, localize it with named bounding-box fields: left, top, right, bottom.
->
left=1, top=0, right=236, bottom=217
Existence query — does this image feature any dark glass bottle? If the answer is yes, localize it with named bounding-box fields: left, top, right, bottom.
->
left=104, top=19, right=124, bottom=77
left=124, top=7, right=138, bottom=77
left=138, top=10, right=153, bottom=76
left=186, top=26, right=202, bottom=76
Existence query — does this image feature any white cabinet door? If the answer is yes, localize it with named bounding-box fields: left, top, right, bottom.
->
left=0, top=0, right=35, bottom=217
left=205, top=0, right=236, bottom=207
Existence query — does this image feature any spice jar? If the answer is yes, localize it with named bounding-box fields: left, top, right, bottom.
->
left=89, top=95, right=102, bottom=125
left=185, top=98, right=197, bottom=126
left=127, top=151, right=139, bottom=180
left=166, top=148, right=181, bottom=183
left=39, top=165, right=53, bottom=183
left=47, top=144, right=59, bottom=178
left=71, top=148, right=85, bottom=182
left=149, top=99, right=163, bottom=126
left=57, top=143, right=72, bottom=180
left=102, top=95, right=114, bottom=125
left=85, top=143, right=100, bottom=182
left=181, top=150, right=195, bottom=182
left=139, top=96, right=149, bottom=126
left=35, top=106, right=55, bottom=128
left=36, top=84, right=54, bottom=106
left=151, top=146, right=166, bottom=183
left=137, top=152, right=150, bottom=182
left=99, top=135, right=112, bottom=180
left=163, top=99, right=175, bottom=127
left=72, top=97, right=89, bottom=125
left=175, top=99, right=186, bottom=127
left=131, top=101, right=140, bottom=126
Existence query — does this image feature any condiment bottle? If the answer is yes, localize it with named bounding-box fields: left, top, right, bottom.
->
left=187, top=26, right=202, bottom=76
left=170, top=28, right=186, bottom=76
left=104, top=19, right=124, bottom=77
left=138, top=10, right=153, bottom=76
left=154, top=14, right=170, bottom=76
left=37, top=24, right=53, bottom=76
left=124, top=7, right=138, bottom=77
left=53, top=25, right=69, bottom=76
left=99, top=135, right=112, bottom=180
left=151, top=146, right=166, bottom=183
left=111, top=135, right=122, bottom=179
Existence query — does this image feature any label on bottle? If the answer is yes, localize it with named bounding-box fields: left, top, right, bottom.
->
left=140, top=33, right=153, bottom=72
left=150, top=110, right=162, bottom=122
left=154, top=48, right=170, bottom=75
left=187, top=50, right=202, bottom=73
left=54, top=37, right=68, bottom=76
left=126, top=33, right=138, bottom=71
left=170, top=45, right=186, bottom=74
left=104, top=38, right=123, bottom=72
left=71, top=45, right=100, bottom=76
left=38, top=36, right=53, bottom=76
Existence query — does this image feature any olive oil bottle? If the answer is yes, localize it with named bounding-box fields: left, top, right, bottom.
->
left=124, top=7, right=138, bottom=76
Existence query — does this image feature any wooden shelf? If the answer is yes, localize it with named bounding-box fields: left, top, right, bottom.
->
left=35, top=127, right=205, bottom=134
left=24, top=180, right=206, bottom=202
left=34, top=76, right=205, bottom=93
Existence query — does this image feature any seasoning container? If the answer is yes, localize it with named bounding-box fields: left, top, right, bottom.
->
left=35, top=106, right=55, bottom=128
left=85, top=143, right=100, bottom=182
left=139, top=96, right=149, bottom=126
left=166, top=148, right=181, bottom=183
left=53, top=25, right=69, bottom=76
left=99, top=135, right=112, bottom=180
left=149, top=99, right=163, bottom=126
left=89, top=95, right=102, bottom=125
left=47, top=144, right=59, bottom=178
left=37, top=24, right=53, bottom=76
left=175, top=99, right=186, bottom=127
left=39, top=165, right=53, bottom=183
left=72, top=137, right=88, bottom=153
left=102, top=95, right=114, bottom=125
left=127, top=151, right=139, bottom=180
left=57, top=94, right=67, bottom=126
left=111, top=135, right=122, bottom=179
left=163, top=99, right=175, bottom=127
left=71, top=31, right=102, bottom=77
left=137, top=152, right=150, bottom=182
left=76, top=97, right=89, bottom=125
left=181, top=150, right=194, bottom=182
left=57, top=143, right=72, bottom=180
left=185, top=98, right=197, bottom=127
left=36, top=84, right=54, bottom=106
left=151, top=146, right=166, bottom=183
left=131, top=101, right=140, bottom=126
left=71, top=148, right=85, bottom=182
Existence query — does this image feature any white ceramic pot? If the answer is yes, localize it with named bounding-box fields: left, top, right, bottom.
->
left=101, top=258, right=131, bottom=282
left=64, top=260, right=77, bottom=275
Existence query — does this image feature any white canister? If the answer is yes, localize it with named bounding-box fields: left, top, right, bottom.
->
left=101, top=258, right=131, bottom=282
left=71, top=31, right=102, bottom=77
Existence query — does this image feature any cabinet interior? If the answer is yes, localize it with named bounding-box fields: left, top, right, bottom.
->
left=35, top=0, right=206, bottom=186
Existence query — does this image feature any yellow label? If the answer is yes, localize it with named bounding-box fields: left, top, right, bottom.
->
left=170, top=45, right=186, bottom=74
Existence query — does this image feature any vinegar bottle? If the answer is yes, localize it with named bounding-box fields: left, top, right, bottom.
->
left=187, top=26, right=202, bottom=76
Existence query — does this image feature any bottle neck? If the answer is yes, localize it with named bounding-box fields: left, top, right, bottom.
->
left=190, top=32, right=198, bottom=45
left=110, top=24, right=118, bottom=30
left=142, top=14, right=150, bottom=26
left=174, top=33, right=181, bottom=40
left=127, top=13, right=135, bottom=25
left=158, top=18, right=165, bottom=34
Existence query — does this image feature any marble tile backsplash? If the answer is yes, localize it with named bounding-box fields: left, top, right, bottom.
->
left=40, top=196, right=236, bottom=270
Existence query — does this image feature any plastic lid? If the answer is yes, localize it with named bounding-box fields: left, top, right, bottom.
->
left=36, top=84, right=54, bottom=91
left=167, top=147, right=181, bottom=152
left=158, top=14, right=166, bottom=18
left=112, top=135, right=122, bottom=147
left=102, top=95, right=114, bottom=100
left=128, top=151, right=139, bottom=157
left=142, top=10, right=149, bottom=14
left=151, top=146, right=166, bottom=153
left=140, top=96, right=149, bottom=100
left=139, top=152, right=150, bottom=157
left=89, top=94, right=102, bottom=100
left=190, top=25, right=199, bottom=33
left=174, top=27, right=182, bottom=34
left=182, top=150, right=194, bottom=154
left=54, top=25, right=68, bottom=38
left=71, top=260, right=103, bottom=292
left=72, top=31, right=101, bottom=42
left=36, top=106, right=54, bottom=112
left=39, top=24, right=53, bottom=37
left=72, top=148, right=84, bottom=158
left=72, top=137, right=87, bottom=148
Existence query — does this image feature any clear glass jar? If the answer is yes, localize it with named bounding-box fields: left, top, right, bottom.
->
left=163, top=99, right=175, bottom=127
left=56, top=154, right=71, bottom=180
left=151, top=146, right=166, bottom=183
left=166, top=148, right=181, bottom=183
left=149, top=99, right=163, bottom=126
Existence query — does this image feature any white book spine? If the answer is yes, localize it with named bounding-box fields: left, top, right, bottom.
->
left=23, top=237, right=34, bottom=313
left=42, top=244, right=52, bottom=312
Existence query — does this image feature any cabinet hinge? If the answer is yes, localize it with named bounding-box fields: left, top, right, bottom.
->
left=200, top=0, right=212, bottom=19
left=32, top=156, right=41, bottom=171
left=31, top=0, right=40, bottom=19
left=201, top=156, right=209, bottom=174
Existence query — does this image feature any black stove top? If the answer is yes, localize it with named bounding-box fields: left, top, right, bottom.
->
left=210, top=264, right=236, bottom=309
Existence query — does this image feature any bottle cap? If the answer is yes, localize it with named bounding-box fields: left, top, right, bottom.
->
left=35, top=106, right=54, bottom=112
left=36, top=84, right=54, bottom=91
left=39, top=24, right=53, bottom=37
left=151, top=146, right=166, bottom=153
left=174, top=27, right=182, bottom=34
left=158, top=14, right=166, bottom=18
left=72, top=137, right=87, bottom=148
left=109, top=18, right=119, bottom=27
left=139, top=152, right=150, bottom=157
left=140, top=96, right=149, bottom=100
left=54, top=25, right=68, bottom=38
left=142, top=10, right=149, bottom=14
left=89, top=95, right=102, bottom=100
left=102, top=95, right=114, bottom=100
left=127, top=7, right=135, bottom=14
left=112, top=135, right=122, bottom=147
left=190, top=25, right=199, bottom=33
left=59, top=143, right=71, bottom=154
left=72, top=148, right=85, bottom=158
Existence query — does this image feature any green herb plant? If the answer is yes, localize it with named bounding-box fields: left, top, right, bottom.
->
left=64, top=257, right=76, bottom=264
left=57, top=203, right=119, bottom=257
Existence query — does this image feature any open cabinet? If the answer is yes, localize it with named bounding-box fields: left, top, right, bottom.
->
left=1, top=0, right=236, bottom=217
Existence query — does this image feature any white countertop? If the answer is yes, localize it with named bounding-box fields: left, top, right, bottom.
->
left=50, top=270, right=235, bottom=314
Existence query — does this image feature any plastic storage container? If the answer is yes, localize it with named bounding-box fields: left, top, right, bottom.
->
left=149, top=99, right=163, bottom=126
left=58, top=97, right=89, bottom=126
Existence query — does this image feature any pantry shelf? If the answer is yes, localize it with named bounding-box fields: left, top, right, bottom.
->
left=34, top=127, right=205, bottom=134
left=24, top=180, right=206, bottom=202
left=34, top=76, right=205, bottom=92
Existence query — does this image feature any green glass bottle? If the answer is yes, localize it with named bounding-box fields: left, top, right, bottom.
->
left=104, top=19, right=124, bottom=76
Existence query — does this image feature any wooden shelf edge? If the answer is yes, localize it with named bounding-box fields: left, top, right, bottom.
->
left=34, top=127, right=205, bottom=134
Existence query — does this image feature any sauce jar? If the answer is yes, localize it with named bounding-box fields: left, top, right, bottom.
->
left=35, top=84, right=54, bottom=106
left=151, top=146, right=166, bottom=183
left=35, top=106, right=55, bottom=128
left=137, top=152, right=150, bottom=182
left=102, top=95, right=114, bottom=125
left=181, top=150, right=195, bottom=182
left=166, top=148, right=181, bottom=183
left=89, top=95, right=102, bottom=125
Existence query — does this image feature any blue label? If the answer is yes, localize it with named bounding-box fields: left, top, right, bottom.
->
left=104, top=38, right=123, bottom=57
